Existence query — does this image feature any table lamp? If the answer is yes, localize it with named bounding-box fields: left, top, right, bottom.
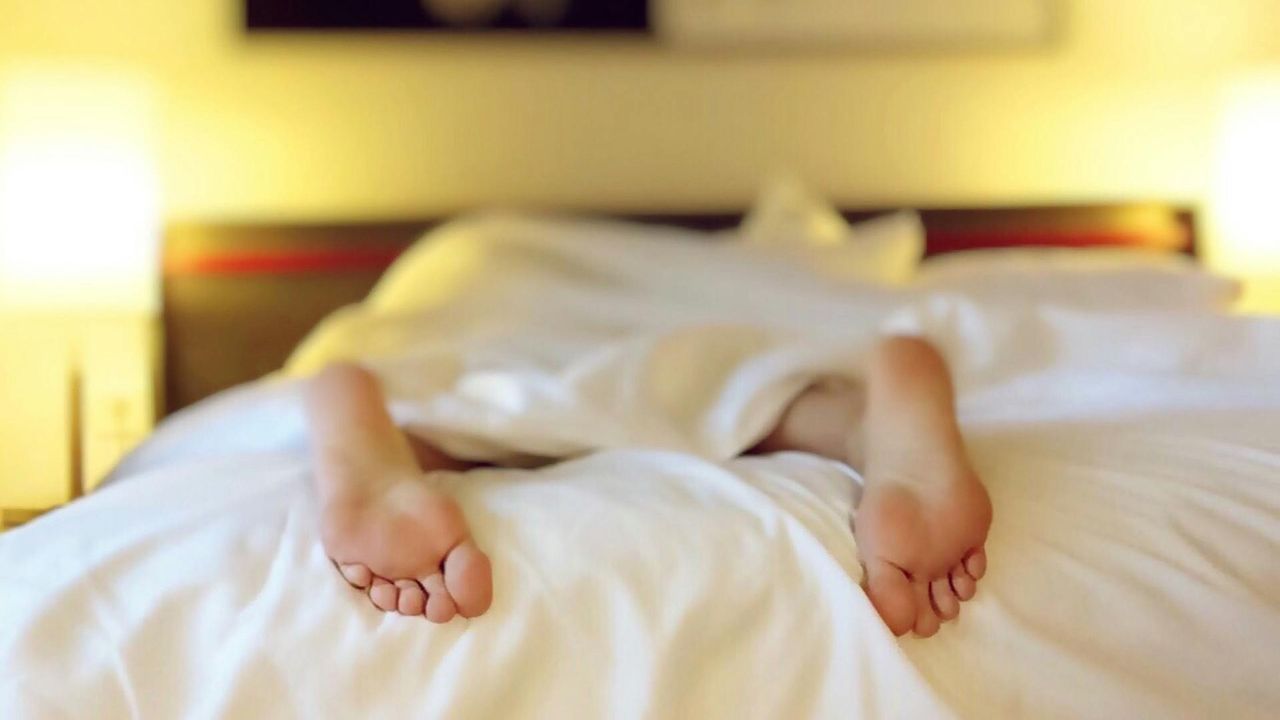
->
left=1210, top=69, right=1280, bottom=312
left=0, top=67, right=160, bottom=501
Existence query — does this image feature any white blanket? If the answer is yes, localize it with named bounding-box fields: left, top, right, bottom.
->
left=4, top=216, right=1280, bottom=718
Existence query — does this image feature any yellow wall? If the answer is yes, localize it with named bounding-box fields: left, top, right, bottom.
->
left=2, top=0, right=1279, bottom=222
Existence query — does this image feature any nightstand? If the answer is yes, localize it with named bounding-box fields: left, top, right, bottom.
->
left=1236, top=276, right=1280, bottom=315
left=0, top=313, right=160, bottom=529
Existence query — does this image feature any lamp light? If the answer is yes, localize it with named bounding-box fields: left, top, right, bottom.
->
left=0, top=67, right=159, bottom=314
left=1209, top=69, right=1280, bottom=280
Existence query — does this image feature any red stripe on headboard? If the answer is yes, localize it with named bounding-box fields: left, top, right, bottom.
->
left=163, top=220, right=1189, bottom=277
left=926, top=229, right=1186, bottom=254
left=165, top=247, right=406, bottom=276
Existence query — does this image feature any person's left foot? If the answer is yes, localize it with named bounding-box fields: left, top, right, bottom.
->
left=853, top=337, right=992, bottom=637
left=854, top=468, right=990, bottom=637
left=320, top=464, right=493, bottom=622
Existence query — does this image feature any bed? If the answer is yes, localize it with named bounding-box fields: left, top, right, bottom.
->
left=3, top=197, right=1278, bottom=719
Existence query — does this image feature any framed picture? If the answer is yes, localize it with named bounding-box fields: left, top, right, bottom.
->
left=245, top=0, right=650, bottom=32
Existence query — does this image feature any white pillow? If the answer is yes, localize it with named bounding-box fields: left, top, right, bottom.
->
left=739, top=177, right=853, bottom=248
left=738, top=177, right=924, bottom=284
left=915, top=247, right=1241, bottom=311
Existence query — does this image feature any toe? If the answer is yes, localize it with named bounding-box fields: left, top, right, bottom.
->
left=863, top=558, right=916, bottom=637
left=930, top=576, right=960, bottom=621
left=964, top=548, right=987, bottom=580
left=338, top=563, right=373, bottom=589
left=369, top=577, right=399, bottom=612
left=913, top=581, right=941, bottom=637
left=422, top=574, right=458, bottom=623
left=950, top=564, right=976, bottom=601
left=444, top=539, right=493, bottom=619
left=396, top=579, right=427, bottom=616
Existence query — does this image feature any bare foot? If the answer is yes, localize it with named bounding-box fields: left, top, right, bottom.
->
left=854, top=337, right=992, bottom=637
left=322, top=468, right=493, bottom=622
left=306, top=364, right=493, bottom=622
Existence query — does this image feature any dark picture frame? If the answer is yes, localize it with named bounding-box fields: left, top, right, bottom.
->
left=245, top=0, right=650, bottom=33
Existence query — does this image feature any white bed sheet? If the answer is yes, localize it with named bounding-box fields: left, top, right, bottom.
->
left=4, top=442, right=956, bottom=718
left=5, top=314, right=1279, bottom=719
left=3, top=217, right=1280, bottom=718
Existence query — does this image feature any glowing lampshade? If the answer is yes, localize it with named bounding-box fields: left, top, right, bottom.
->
left=1209, top=70, right=1280, bottom=277
left=0, top=69, right=159, bottom=314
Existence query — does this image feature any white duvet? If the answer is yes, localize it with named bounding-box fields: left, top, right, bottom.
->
left=3, top=215, right=1280, bottom=719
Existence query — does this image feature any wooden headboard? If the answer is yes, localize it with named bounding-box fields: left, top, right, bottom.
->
left=163, top=203, right=1196, bottom=414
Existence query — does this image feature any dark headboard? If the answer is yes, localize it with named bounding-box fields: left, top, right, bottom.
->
left=163, top=203, right=1196, bottom=413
